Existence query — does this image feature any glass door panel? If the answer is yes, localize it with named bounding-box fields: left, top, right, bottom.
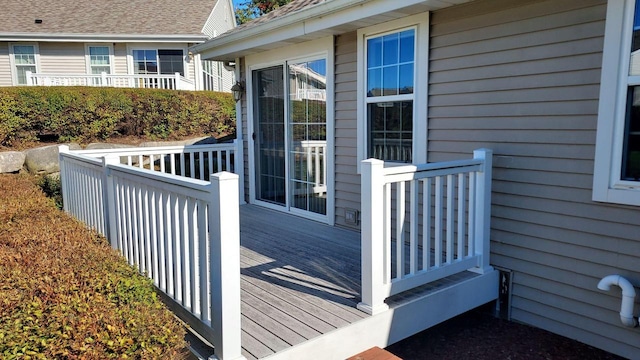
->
left=254, top=66, right=286, bottom=206
left=288, top=59, right=327, bottom=215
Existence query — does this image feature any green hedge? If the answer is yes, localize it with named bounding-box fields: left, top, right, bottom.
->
left=0, top=174, right=188, bottom=359
left=0, top=87, right=235, bottom=147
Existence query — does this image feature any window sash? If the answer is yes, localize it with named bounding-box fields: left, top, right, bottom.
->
left=89, top=46, right=111, bottom=74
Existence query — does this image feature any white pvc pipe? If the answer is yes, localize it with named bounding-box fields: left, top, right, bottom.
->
left=597, top=275, right=638, bottom=327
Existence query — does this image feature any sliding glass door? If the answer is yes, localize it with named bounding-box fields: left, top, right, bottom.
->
left=252, top=58, right=328, bottom=217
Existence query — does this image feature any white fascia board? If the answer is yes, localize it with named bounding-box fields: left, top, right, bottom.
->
left=191, top=0, right=450, bottom=59
left=0, top=33, right=208, bottom=43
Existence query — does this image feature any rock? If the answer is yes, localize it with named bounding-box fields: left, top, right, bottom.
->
left=85, top=142, right=136, bottom=150
left=139, top=136, right=216, bottom=147
left=0, top=151, right=26, bottom=173
left=24, top=143, right=81, bottom=174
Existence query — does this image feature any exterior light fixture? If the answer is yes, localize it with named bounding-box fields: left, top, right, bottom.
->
left=231, top=81, right=245, bottom=102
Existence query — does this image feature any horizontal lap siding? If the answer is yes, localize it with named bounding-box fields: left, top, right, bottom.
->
left=114, top=43, right=127, bottom=74
left=0, top=43, right=10, bottom=86
left=334, top=32, right=360, bottom=228
left=39, top=42, right=85, bottom=73
left=430, top=0, right=640, bottom=358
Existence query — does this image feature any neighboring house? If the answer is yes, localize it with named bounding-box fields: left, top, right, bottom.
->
left=190, top=0, right=640, bottom=358
left=0, top=0, right=236, bottom=91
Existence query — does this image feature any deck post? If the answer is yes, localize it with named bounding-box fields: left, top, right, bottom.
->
left=471, top=148, right=493, bottom=274
left=102, top=155, right=120, bottom=248
left=358, top=159, right=390, bottom=315
left=26, top=71, right=33, bottom=85
left=209, top=172, right=245, bottom=360
left=175, top=72, right=181, bottom=90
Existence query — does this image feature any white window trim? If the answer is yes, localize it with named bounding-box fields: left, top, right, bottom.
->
left=593, top=0, right=640, bottom=206
left=125, top=44, right=189, bottom=77
left=84, top=44, right=115, bottom=75
left=8, top=42, right=40, bottom=85
left=245, top=36, right=335, bottom=225
left=356, top=12, right=429, bottom=172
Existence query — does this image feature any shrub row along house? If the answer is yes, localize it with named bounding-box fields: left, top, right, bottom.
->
left=0, top=0, right=236, bottom=91
left=52, top=0, right=640, bottom=359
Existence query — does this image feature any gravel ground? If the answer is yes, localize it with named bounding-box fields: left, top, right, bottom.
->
left=385, top=306, right=623, bottom=360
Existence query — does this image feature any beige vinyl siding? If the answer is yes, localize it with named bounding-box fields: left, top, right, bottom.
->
left=334, top=32, right=360, bottom=228
left=0, top=43, right=11, bottom=86
left=430, top=0, right=639, bottom=357
left=202, top=0, right=235, bottom=38
left=114, top=43, right=127, bottom=74
left=38, top=42, right=85, bottom=74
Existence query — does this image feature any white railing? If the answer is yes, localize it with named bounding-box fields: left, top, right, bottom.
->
left=76, top=141, right=239, bottom=181
left=300, top=140, right=327, bottom=194
left=358, top=149, right=493, bottom=315
left=58, top=146, right=245, bottom=360
left=292, top=88, right=327, bottom=101
left=26, top=71, right=196, bottom=91
left=371, top=139, right=412, bottom=163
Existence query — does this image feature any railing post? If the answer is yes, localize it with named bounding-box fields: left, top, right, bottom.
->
left=471, top=148, right=493, bottom=274
left=58, top=145, right=70, bottom=212
left=25, top=71, right=33, bottom=86
left=209, top=172, right=245, bottom=360
left=103, top=155, right=120, bottom=249
left=175, top=72, right=181, bottom=90
left=358, top=159, right=390, bottom=315
left=101, top=72, right=108, bottom=87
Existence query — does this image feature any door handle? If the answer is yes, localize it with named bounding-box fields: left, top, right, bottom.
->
left=252, top=132, right=256, bottom=141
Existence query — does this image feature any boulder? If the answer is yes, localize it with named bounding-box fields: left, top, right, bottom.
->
left=85, top=142, right=137, bottom=150
left=0, top=151, right=26, bottom=173
left=139, top=136, right=216, bottom=148
left=24, top=143, right=81, bottom=174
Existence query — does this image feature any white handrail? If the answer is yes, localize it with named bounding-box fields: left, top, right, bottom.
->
left=26, top=72, right=195, bottom=90
left=358, top=149, right=493, bottom=315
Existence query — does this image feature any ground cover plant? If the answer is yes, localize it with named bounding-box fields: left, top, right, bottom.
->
left=0, top=87, right=235, bottom=149
left=0, top=174, right=187, bottom=359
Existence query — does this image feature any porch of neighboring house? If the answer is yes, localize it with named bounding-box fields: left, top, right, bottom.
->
left=58, top=143, right=498, bottom=360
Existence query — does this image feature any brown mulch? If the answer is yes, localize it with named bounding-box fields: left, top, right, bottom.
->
left=385, top=307, right=622, bottom=360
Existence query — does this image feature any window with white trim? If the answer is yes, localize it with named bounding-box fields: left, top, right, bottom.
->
left=11, top=44, right=37, bottom=85
left=132, top=49, right=184, bottom=76
left=88, top=46, right=111, bottom=74
left=357, top=13, right=429, bottom=168
left=594, top=0, right=640, bottom=205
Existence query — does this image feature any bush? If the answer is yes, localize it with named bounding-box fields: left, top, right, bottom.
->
left=0, top=87, right=235, bottom=147
left=0, top=174, right=188, bottom=359
left=36, top=175, right=63, bottom=210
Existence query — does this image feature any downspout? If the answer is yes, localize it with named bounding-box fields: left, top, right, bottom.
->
left=597, top=275, right=638, bottom=327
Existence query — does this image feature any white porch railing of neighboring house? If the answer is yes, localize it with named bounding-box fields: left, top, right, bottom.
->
left=25, top=71, right=196, bottom=91
left=58, top=142, right=245, bottom=360
left=358, top=149, right=493, bottom=315
left=291, top=88, right=327, bottom=101
left=300, top=140, right=327, bottom=194
left=370, top=139, right=412, bottom=163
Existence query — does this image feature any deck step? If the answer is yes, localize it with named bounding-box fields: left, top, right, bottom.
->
left=347, top=346, right=401, bottom=360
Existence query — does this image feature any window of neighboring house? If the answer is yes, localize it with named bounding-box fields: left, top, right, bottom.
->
left=88, top=46, right=111, bottom=74
left=12, top=44, right=37, bottom=85
left=357, top=13, right=428, bottom=169
left=132, top=49, right=184, bottom=76
left=594, top=0, right=640, bottom=205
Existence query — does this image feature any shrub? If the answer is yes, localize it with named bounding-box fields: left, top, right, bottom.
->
left=0, top=174, right=188, bottom=359
left=0, top=87, right=235, bottom=147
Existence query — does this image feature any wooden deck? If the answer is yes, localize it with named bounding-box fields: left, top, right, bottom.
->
left=238, top=205, right=367, bottom=359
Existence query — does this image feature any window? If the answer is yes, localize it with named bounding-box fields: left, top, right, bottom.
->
left=88, top=46, right=112, bottom=74
left=357, top=13, right=428, bottom=169
left=366, top=29, right=415, bottom=162
left=594, top=0, right=640, bottom=205
left=11, top=44, right=37, bottom=85
left=132, top=49, right=184, bottom=76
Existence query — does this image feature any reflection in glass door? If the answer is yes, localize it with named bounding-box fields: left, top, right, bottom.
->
left=288, top=59, right=327, bottom=215
left=253, top=66, right=286, bottom=205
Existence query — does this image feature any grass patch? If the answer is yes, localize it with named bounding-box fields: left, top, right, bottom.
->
left=0, top=174, right=188, bottom=359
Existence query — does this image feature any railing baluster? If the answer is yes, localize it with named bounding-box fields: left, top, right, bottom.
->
left=166, top=192, right=175, bottom=297
left=150, top=188, right=159, bottom=287
left=410, top=180, right=418, bottom=275
left=457, top=174, right=466, bottom=260
left=190, top=152, right=196, bottom=179
left=180, top=153, right=186, bottom=177
left=422, top=178, right=431, bottom=271
left=435, top=176, right=443, bottom=268
left=217, top=151, right=223, bottom=173
left=199, top=152, right=205, bottom=180
left=468, top=172, right=476, bottom=257
left=196, top=199, right=207, bottom=320
left=396, top=181, right=405, bottom=280
left=209, top=151, right=215, bottom=176
left=173, top=195, right=183, bottom=304
left=188, top=198, right=197, bottom=312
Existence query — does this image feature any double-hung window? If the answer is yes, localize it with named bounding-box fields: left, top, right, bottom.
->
left=132, top=49, right=184, bottom=76
left=87, top=46, right=112, bottom=74
left=594, top=0, right=640, bottom=205
left=357, top=13, right=428, bottom=168
left=11, top=44, right=38, bottom=85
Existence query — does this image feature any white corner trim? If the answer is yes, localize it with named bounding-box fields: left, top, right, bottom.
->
left=593, top=0, right=640, bottom=206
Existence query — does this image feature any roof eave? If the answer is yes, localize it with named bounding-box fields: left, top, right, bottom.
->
left=0, top=33, right=209, bottom=43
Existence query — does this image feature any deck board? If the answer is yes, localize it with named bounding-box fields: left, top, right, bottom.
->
left=239, top=205, right=366, bottom=359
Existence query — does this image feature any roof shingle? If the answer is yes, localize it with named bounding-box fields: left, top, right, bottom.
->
left=0, top=0, right=218, bottom=35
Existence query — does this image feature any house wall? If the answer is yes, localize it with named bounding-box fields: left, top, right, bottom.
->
left=38, top=42, right=85, bottom=73
left=202, top=0, right=235, bottom=38
left=0, top=43, right=11, bottom=86
left=428, top=0, right=639, bottom=358
left=114, top=43, right=128, bottom=74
